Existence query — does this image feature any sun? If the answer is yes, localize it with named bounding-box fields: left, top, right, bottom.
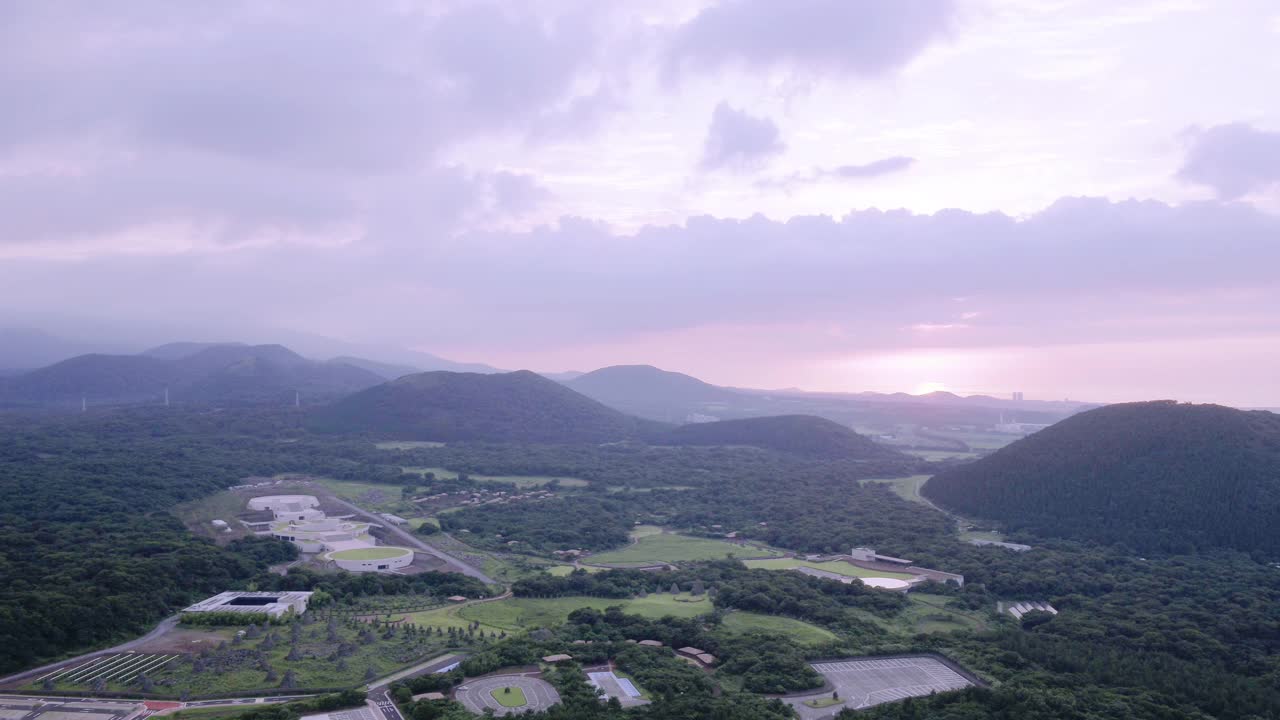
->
left=913, top=381, right=948, bottom=395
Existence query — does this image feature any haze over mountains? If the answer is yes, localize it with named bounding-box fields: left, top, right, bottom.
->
left=925, top=401, right=1280, bottom=556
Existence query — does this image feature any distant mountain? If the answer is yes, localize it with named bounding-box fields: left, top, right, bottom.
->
left=924, top=401, right=1280, bottom=555
left=308, top=369, right=667, bottom=443
left=566, top=365, right=742, bottom=422
left=140, top=341, right=245, bottom=360
left=0, top=344, right=383, bottom=407
left=660, top=414, right=905, bottom=459
left=329, top=356, right=422, bottom=380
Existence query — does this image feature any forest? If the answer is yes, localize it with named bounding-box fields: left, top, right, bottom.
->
left=924, top=401, right=1280, bottom=556
left=1, top=405, right=1278, bottom=719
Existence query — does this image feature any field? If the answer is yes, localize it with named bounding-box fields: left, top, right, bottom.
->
left=493, top=686, right=527, bottom=707
left=450, top=594, right=715, bottom=632
left=546, top=564, right=604, bottom=576
left=720, top=613, right=837, bottom=645
left=312, top=478, right=416, bottom=514
left=171, top=491, right=255, bottom=543
left=858, top=475, right=932, bottom=504
left=587, top=532, right=780, bottom=566
left=402, top=466, right=588, bottom=488
left=329, top=547, right=408, bottom=560
left=742, top=558, right=916, bottom=581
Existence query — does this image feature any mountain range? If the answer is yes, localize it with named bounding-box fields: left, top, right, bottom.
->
left=0, top=344, right=384, bottom=407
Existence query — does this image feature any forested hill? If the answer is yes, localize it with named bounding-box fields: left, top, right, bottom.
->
left=659, top=414, right=904, bottom=459
left=308, top=369, right=668, bottom=443
left=0, top=344, right=383, bottom=407
left=566, top=364, right=741, bottom=422
left=924, top=401, right=1280, bottom=555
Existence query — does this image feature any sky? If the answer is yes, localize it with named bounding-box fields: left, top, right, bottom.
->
left=1, top=0, right=1278, bottom=405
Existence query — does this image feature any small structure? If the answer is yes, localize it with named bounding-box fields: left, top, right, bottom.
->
left=412, top=692, right=445, bottom=701
left=211, top=519, right=229, bottom=529
left=542, top=654, right=574, bottom=663
left=638, top=639, right=663, bottom=647
left=448, top=595, right=468, bottom=603
left=850, top=547, right=913, bottom=565
left=695, top=653, right=716, bottom=666
left=183, top=591, right=313, bottom=619
left=1003, top=601, right=1058, bottom=619
left=677, top=647, right=707, bottom=657
left=379, top=513, right=409, bottom=525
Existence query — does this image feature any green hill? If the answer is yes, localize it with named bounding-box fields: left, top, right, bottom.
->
left=566, top=364, right=741, bottom=422
left=923, top=401, right=1280, bottom=555
left=308, top=369, right=667, bottom=443
left=660, top=414, right=904, bottom=459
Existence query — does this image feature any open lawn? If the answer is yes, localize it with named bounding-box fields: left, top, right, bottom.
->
left=742, top=558, right=917, bottom=581
left=402, top=466, right=588, bottom=488
left=720, top=613, right=837, bottom=645
left=456, top=594, right=714, bottom=632
left=171, top=490, right=254, bottom=543
left=546, top=564, right=604, bottom=576
left=492, top=686, right=528, bottom=707
left=587, top=532, right=780, bottom=565
left=376, top=441, right=446, bottom=450
left=858, top=475, right=932, bottom=504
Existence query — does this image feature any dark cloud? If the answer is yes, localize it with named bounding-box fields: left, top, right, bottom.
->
left=700, top=102, right=785, bottom=172
left=667, top=0, right=957, bottom=78
left=1176, top=123, right=1280, bottom=200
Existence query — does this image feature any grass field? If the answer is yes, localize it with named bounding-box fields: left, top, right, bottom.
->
left=376, top=441, right=446, bottom=450
left=742, top=557, right=917, bottom=581
left=858, top=475, right=933, bottom=503
left=313, top=478, right=417, bottom=514
left=720, top=613, right=837, bottom=645
left=329, top=547, right=410, bottom=560
left=587, top=532, right=780, bottom=565
left=402, top=466, right=588, bottom=488
left=546, top=564, right=604, bottom=576
left=455, top=594, right=714, bottom=631
left=171, top=490, right=254, bottom=543
left=493, top=686, right=527, bottom=707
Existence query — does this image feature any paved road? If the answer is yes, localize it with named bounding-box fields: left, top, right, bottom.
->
left=0, top=616, right=181, bottom=688
left=323, top=496, right=496, bottom=584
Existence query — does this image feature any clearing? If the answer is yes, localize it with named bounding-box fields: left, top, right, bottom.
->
left=720, top=613, right=836, bottom=645
left=588, top=532, right=781, bottom=566
left=858, top=475, right=932, bottom=504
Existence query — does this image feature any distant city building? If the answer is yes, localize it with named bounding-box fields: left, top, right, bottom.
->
left=1012, top=391, right=1024, bottom=401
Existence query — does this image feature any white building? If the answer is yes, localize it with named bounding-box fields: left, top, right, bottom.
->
left=184, top=591, right=314, bottom=619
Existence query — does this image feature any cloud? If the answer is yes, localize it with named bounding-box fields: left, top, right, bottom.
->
left=700, top=102, right=785, bottom=172
left=764, top=155, right=916, bottom=187
left=1176, top=123, right=1280, bottom=200
left=666, top=0, right=957, bottom=78
left=2, top=198, right=1275, bottom=360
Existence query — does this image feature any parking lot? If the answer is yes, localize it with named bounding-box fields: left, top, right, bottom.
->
left=785, top=656, right=974, bottom=718
left=453, top=675, right=559, bottom=717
